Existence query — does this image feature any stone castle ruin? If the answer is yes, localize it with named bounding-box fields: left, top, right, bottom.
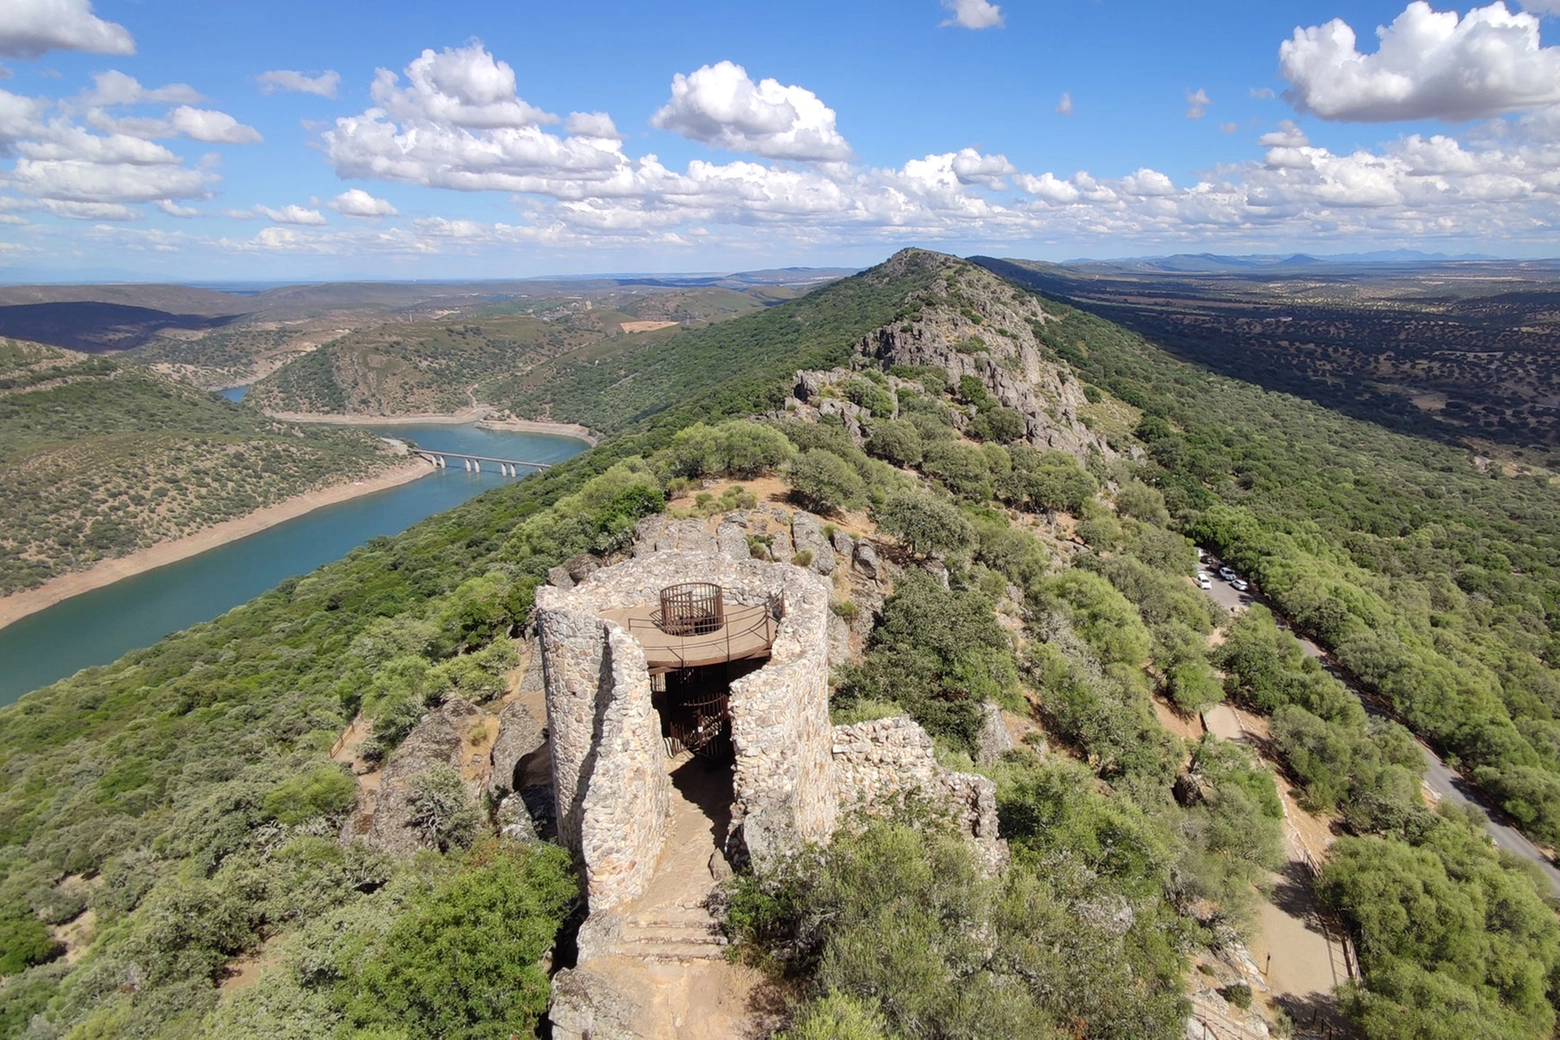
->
left=530, top=536, right=1004, bottom=1035
left=536, top=551, right=838, bottom=910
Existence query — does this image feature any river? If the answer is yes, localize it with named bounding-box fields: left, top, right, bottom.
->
left=0, top=423, right=586, bottom=706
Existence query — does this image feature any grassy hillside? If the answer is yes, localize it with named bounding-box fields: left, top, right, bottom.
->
left=0, top=339, right=402, bottom=596
left=503, top=250, right=941, bottom=435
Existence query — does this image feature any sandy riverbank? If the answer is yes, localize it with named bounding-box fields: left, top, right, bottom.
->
left=261, top=407, right=598, bottom=445
left=0, top=460, right=433, bottom=633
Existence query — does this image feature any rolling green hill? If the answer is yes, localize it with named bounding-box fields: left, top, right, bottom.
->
left=0, top=339, right=403, bottom=596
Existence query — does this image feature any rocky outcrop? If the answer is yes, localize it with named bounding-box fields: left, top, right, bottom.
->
left=359, top=699, right=474, bottom=858
left=783, top=254, right=1113, bottom=464
left=831, top=715, right=1007, bottom=871
left=975, top=701, right=1014, bottom=765
left=489, top=699, right=545, bottom=795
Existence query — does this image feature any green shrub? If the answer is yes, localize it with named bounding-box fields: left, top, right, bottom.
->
left=872, top=489, right=975, bottom=559
left=406, top=765, right=482, bottom=853
left=339, top=841, right=576, bottom=1040
left=845, top=379, right=896, bottom=418
left=787, top=450, right=867, bottom=514
left=779, top=992, right=894, bottom=1040
left=865, top=418, right=924, bottom=466
left=921, top=441, right=992, bottom=500
left=263, top=767, right=358, bottom=826
left=0, top=913, right=62, bottom=975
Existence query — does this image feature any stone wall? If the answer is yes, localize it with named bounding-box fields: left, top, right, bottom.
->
left=831, top=716, right=1006, bottom=870
left=728, top=564, right=836, bottom=867
left=535, top=552, right=837, bottom=907
left=577, top=627, right=669, bottom=908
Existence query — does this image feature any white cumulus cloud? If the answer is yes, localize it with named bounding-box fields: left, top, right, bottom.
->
left=1281, top=2, right=1560, bottom=121
left=1187, top=88, right=1211, bottom=119
left=330, top=188, right=398, bottom=217
left=373, top=42, right=555, bottom=128
left=0, top=0, right=133, bottom=60
left=255, top=204, right=328, bottom=226
left=652, top=60, right=851, bottom=161
left=1056, top=92, right=1074, bottom=116
left=257, top=69, right=340, bottom=98
left=81, top=71, right=202, bottom=108
left=941, top=0, right=1005, bottom=29
left=168, top=106, right=263, bottom=144
left=565, top=111, right=620, bottom=140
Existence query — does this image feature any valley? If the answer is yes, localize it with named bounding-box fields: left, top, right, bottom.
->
left=3, top=250, right=1560, bottom=1040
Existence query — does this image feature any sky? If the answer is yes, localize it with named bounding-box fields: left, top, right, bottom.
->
left=2, top=0, right=1560, bottom=280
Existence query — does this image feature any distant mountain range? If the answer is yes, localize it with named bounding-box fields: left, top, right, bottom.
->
left=1060, top=249, right=1509, bottom=273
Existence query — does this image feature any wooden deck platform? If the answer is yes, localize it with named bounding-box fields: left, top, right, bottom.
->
left=602, top=602, right=776, bottom=674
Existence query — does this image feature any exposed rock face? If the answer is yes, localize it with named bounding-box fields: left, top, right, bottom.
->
left=717, top=519, right=749, bottom=560
left=975, top=701, right=1014, bottom=765
left=790, top=512, right=834, bottom=575
left=831, top=715, right=1007, bottom=871
left=549, top=962, right=641, bottom=1040
left=359, top=700, right=472, bottom=859
left=852, top=539, right=881, bottom=580
left=489, top=699, right=545, bottom=796
left=782, top=253, right=1113, bottom=464
left=857, top=262, right=1110, bottom=462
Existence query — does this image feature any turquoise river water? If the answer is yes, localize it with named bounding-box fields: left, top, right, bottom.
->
left=0, top=423, right=587, bottom=706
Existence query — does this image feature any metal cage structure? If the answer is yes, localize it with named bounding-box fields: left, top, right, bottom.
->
left=656, top=582, right=725, bottom=636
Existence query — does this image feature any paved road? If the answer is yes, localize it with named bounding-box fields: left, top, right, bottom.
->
left=1198, top=560, right=1560, bottom=896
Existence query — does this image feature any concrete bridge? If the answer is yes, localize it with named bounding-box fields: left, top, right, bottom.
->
left=410, top=449, right=554, bottom=476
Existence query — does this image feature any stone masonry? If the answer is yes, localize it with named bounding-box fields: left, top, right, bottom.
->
left=535, top=552, right=837, bottom=910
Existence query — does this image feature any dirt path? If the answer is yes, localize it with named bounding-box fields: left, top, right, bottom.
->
left=558, top=755, right=783, bottom=1039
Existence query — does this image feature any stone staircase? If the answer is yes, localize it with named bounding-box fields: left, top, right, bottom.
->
left=609, top=902, right=728, bottom=963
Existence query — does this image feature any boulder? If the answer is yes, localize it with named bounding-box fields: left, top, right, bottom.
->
left=549, top=960, right=640, bottom=1040
left=791, top=512, right=835, bottom=575
left=362, top=705, right=466, bottom=858
left=975, top=702, right=1013, bottom=765
left=489, top=700, right=545, bottom=796
left=852, top=539, right=881, bottom=580
left=717, top=521, right=750, bottom=560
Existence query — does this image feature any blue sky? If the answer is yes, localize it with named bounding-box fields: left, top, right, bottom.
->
left=2, top=0, right=1559, bottom=280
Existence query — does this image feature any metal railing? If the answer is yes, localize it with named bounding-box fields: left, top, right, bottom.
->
left=623, top=593, right=783, bottom=671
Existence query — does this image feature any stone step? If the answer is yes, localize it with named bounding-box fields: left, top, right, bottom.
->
left=621, top=925, right=724, bottom=945
left=610, top=940, right=729, bottom=963
left=622, top=911, right=717, bottom=930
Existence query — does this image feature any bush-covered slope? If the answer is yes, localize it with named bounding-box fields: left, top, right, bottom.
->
left=0, top=339, right=401, bottom=596
left=4, top=251, right=1557, bottom=1040
left=0, top=258, right=924, bottom=1038
left=247, top=314, right=619, bottom=416
left=503, top=250, right=942, bottom=435
left=981, top=255, right=1560, bottom=849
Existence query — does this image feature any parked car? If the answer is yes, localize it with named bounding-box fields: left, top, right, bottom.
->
left=1197, top=573, right=1212, bottom=589
left=1218, top=566, right=1236, bottom=581
left=1231, top=578, right=1250, bottom=592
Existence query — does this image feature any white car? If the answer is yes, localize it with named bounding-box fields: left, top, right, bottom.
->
left=1231, top=578, right=1250, bottom=592
left=1218, top=566, right=1237, bottom=581
left=1197, top=573, right=1212, bottom=589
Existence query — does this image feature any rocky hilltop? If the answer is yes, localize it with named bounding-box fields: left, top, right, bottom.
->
left=788, top=250, right=1111, bottom=462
